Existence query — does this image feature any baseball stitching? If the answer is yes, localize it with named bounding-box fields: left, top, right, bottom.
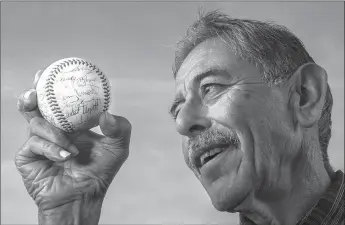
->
left=44, top=58, right=111, bottom=132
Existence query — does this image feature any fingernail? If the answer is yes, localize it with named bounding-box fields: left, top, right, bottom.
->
left=106, top=111, right=117, bottom=127
left=59, top=150, right=71, bottom=159
left=24, top=89, right=34, bottom=100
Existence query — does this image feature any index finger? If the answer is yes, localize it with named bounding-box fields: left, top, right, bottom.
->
left=17, top=89, right=42, bottom=123
left=17, top=69, right=45, bottom=123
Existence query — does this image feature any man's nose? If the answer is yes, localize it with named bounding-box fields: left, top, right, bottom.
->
left=175, top=100, right=211, bottom=137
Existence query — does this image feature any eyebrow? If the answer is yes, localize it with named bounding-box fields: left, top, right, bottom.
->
left=193, top=68, right=230, bottom=84
left=169, top=68, right=231, bottom=118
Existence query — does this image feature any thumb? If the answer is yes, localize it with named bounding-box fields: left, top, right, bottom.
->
left=99, top=111, right=132, bottom=148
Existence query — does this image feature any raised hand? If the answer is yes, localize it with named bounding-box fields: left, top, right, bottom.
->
left=15, top=70, right=131, bottom=225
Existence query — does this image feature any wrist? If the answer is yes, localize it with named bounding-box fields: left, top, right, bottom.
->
left=38, top=198, right=104, bottom=225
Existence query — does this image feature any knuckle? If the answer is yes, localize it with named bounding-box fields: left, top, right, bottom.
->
left=29, top=135, right=50, bottom=152
left=14, top=155, right=22, bottom=170
left=17, top=90, right=26, bottom=102
left=39, top=139, right=59, bottom=158
left=17, top=93, right=27, bottom=111
left=16, top=98, right=22, bottom=111
left=14, top=154, right=21, bottom=168
left=45, top=142, right=56, bottom=152
left=15, top=142, right=28, bottom=167
left=17, top=89, right=33, bottom=112
left=42, top=140, right=54, bottom=151
left=14, top=150, right=26, bottom=169
left=30, top=117, right=43, bottom=128
left=20, top=138, right=30, bottom=150
left=28, top=135, right=40, bottom=145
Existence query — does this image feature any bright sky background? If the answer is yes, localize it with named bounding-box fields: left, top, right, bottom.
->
left=1, top=1, right=344, bottom=224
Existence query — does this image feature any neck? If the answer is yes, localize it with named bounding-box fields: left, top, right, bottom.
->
left=238, top=140, right=332, bottom=225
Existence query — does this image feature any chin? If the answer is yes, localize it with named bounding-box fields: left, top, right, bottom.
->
left=208, top=187, right=250, bottom=212
left=204, top=166, right=254, bottom=213
left=210, top=198, right=235, bottom=212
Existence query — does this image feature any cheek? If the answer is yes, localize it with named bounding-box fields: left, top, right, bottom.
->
left=208, top=89, right=248, bottom=124
left=210, top=88, right=277, bottom=170
left=245, top=101, right=300, bottom=187
left=209, top=89, right=258, bottom=166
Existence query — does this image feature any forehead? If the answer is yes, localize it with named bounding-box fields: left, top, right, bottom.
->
left=175, top=37, right=241, bottom=84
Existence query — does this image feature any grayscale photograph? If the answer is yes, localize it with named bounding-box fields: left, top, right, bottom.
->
left=1, top=1, right=344, bottom=224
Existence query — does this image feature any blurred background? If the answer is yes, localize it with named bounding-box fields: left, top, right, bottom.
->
left=1, top=1, right=344, bottom=224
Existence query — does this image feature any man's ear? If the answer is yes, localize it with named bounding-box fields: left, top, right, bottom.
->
left=289, top=63, right=328, bottom=128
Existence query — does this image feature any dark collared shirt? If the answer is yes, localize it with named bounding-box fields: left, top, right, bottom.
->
left=240, top=170, right=344, bottom=225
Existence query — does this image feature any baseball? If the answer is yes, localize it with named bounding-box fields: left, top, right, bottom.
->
left=36, top=57, right=111, bottom=133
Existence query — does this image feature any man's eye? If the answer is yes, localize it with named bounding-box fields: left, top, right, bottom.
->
left=201, top=83, right=225, bottom=98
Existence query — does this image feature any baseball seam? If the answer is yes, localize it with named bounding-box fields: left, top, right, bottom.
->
left=44, top=58, right=110, bottom=132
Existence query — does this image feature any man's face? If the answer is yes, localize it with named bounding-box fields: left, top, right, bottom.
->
left=171, top=37, right=300, bottom=212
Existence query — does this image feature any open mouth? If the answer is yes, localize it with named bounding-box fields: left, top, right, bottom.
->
left=199, top=145, right=230, bottom=167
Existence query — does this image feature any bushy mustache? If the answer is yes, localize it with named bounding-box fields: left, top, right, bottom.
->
left=187, top=128, right=240, bottom=170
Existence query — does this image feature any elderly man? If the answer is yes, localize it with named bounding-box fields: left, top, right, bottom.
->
left=15, top=10, right=343, bottom=225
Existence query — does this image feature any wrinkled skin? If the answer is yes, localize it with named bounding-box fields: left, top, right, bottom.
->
left=171, top=37, right=329, bottom=224
left=15, top=70, right=131, bottom=212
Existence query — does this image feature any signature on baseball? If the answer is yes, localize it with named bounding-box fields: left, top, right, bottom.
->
left=55, top=67, right=104, bottom=126
left=62, top=98, right=101, bottom=118
left=76, top=99, right=101, bottom=127
left=59, top=73, right=97, bottom=86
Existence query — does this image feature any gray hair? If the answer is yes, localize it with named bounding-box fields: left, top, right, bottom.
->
left=173, top=10, right=334, bottom=175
